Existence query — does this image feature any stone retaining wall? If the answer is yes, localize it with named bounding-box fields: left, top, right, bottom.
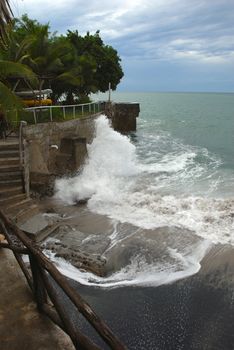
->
left=22, top=113, right=101, bottom=195
left=22, top=103, right=140, bottom=196
left=105, top=102, right=140, bottom=132
left=23, top=113, right=100, bottom=176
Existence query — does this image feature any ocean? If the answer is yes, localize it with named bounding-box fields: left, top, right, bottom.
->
left=52, top=92, right=234, bottom=348
left=55, top=92, right=234, bottom=286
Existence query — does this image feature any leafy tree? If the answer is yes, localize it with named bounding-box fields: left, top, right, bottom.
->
left=65, top=30, right=123, bottom=96
left=12, top=15, right=64, bottom=94
left=0, top=59, right=36, bottom=113
left=0, top=16, right=37, bottom=114
left=0, top=14, right=124, bottom=108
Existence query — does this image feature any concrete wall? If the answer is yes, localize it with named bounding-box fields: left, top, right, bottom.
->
left=22, top=113, right=101, bottom=195
left=23, top=113, right=100, bottom=175
left=22, top=103, right=140, bottom=196
left=105, top=102, right=140, bottom=133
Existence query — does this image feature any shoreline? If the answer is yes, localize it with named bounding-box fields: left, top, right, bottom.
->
left=66, top=241, right=234, bottom=349
left=12, top=193, right=233, bottom=349
left=38, top=196, right=234, bottom=288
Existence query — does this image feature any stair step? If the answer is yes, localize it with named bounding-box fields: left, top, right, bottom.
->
left=0, top=178, right=22, bottom=188
left=0, top=150, right=19, bottom=158
left=0, top=157, right=20, bottom=166
left=13, top=204, right=40, bottom=224
left=0, top=143, right=19, bottom=151
left=0, top=186, right=23, bottom=198
left=0, top=193, right=27, bottom=207
left=0, top=165, right=21, bottom=172
left=7, top=198, right=33, bottom=212
left=0, top=169, right=22, bottom=176
left=0, top=171, right=22, bottom=179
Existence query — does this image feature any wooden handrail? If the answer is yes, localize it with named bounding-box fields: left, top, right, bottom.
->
left=0, top=210, right=127, bottom=350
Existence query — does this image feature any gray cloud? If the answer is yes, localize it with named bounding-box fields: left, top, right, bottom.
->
left=15, top=0, right=234, bottom=91
left=16, top=0, right=234, bottom=64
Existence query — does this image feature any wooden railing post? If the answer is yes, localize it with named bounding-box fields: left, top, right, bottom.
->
left=29, top=254, right=47, bottom=312
left=41, top=270, right=101, bottom=350
left=0, top=218, right=33, bottom=291
left=0, top=210, right=127, bottom=350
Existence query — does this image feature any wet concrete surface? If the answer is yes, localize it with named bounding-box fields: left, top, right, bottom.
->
left=0, top=248, right=74, bottom=350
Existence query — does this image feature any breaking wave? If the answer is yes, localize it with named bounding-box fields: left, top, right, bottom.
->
left=54, top=115, right=234, bottom=287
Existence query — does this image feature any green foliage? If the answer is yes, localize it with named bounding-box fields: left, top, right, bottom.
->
left=0, top=13, right=124, bottom=111
left=0, top=80, right=22, bottom=112
left=64, top=30, right=124, bottom=95
left=0, top=60, right=37, bottom=114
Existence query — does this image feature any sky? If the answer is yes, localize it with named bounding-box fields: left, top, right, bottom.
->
left=13, top=0, right=234, bottom=92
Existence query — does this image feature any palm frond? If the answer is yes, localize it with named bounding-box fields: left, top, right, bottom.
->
left=0, top=60, right=37, bottom=84
left=15, top=36, right=35, bottom=62
left=0, top=80, right=23, bottom=113
left=56, top=71, right=82, bottom=86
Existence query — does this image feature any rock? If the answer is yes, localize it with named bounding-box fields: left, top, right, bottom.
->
left=75, top=199, right=88, bottom=205
left=43, top=239, right=106, bottom=277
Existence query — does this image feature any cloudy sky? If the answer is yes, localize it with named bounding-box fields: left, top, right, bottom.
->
left=14, top=0, right=234, bottom=92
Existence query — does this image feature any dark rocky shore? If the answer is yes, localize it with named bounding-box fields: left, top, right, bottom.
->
left=42, top=226, right=107, bottom=276
left=66, top=244, right=234, bottom=350
left=37, top=197, right=234, bottom=349
left=39, top=198, right=113, bottom=276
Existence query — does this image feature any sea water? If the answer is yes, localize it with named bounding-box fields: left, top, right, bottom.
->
left=54, top=92, right=234, bottom=288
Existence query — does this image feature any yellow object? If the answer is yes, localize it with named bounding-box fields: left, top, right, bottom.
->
left=23, top=99, right=52, bottom=107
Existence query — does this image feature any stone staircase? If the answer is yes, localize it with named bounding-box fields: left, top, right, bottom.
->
left=0, top=140, right=39, bottom=224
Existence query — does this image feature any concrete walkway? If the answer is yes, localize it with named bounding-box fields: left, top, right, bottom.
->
left=0, top=248, right=74, bottom=350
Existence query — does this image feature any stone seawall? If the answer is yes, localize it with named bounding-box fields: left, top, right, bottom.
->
left=22, top=103, right=140, bottom=196
left=22, top=113, right=101, bottom=195
left=104, top=102, right=140, bottom=133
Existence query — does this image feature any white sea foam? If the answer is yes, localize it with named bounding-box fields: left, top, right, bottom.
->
left=139, top=151, right=197, bottom=174
left=54, top=115, right=234, bottom=287
left=45, top=240, right=211, bottom=288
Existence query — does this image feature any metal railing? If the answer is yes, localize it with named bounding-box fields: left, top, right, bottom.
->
left=24, top=101, right=103, bottom=124
left=0, top=210, right=126, bottom=350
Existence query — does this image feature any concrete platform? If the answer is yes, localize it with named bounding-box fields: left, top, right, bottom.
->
left=18, top=213, right=60, bottom=241
left=0, top=248, right=74, bottom=350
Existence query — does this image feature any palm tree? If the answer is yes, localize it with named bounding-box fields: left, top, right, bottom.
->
left=0, top=59, right=37, bottom=113
left=0, top=0, right=19, bottom=114
left=0, top=7, right=38, bottom=115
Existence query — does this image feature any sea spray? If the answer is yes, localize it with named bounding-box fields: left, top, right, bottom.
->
left=53, top=114, right=234, bottom=287
left=55, top=115, right=139, bottom=204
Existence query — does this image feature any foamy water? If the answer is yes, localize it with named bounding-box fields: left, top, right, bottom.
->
left=54, top=114, right=234, bottom=287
